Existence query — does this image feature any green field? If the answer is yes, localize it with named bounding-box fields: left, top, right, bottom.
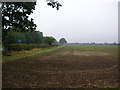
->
left=64, top=45, right=118, bottom=57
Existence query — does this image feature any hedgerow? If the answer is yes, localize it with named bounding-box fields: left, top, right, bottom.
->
left=7, top=44, right=58, bottom=51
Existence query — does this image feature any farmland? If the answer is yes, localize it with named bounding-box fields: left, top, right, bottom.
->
left=2, top=45, right=118, bottom=88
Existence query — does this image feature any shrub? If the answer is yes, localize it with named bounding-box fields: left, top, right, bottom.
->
left=6, top=44, right=58, bottom=51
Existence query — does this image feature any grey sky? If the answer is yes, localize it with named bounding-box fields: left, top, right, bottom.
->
left=30, top=0, right=119, bottom=43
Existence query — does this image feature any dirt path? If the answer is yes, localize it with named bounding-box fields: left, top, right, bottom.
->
left=2, top=47, right=118, bottom=88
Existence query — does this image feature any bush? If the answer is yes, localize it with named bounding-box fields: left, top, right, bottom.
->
left=6, top=44, right=58, bottom=51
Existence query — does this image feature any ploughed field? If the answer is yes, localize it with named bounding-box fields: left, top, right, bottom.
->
left=3, top=45, right=118, bottom=88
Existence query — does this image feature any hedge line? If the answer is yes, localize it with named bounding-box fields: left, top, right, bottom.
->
left=6, top=44, right=58, bottom=51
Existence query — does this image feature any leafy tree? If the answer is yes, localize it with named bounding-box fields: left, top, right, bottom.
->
left=5, top=30, right=43, bottom=44
left=23, top=32, right=35, bottom=44
left=2, top=2, right=36, bottom=32
left=42, top=36, right=55, bottom=45
left=46, top=0, right=62, bottom=10
left=2, top=2, right=37, bottom=54
left=2, top=1, right=62, bottom=42
left=31, top=31, right=43, bottom=44
left=2, top=1, right=62, bottom=34
left=53, top=39, right=58, bottom=45
left=59, top=38, right=67, bottom=45
left=6, top=31, right=26, bottom=44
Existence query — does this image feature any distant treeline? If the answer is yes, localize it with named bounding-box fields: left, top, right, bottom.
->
left=4, top=30, right=68, bottom=45
left=64, top=42, right=119, bottom=45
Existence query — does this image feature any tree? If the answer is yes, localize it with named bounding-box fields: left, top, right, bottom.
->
left=46, top=0, right=62, bottom=10
left=2, top=2, right=37, bottom=47
left=6, top=31, right=26, bottom=44
left=2, top=1, right=62, bottom=41
left=59, top=38, right=67, bottom=45
left=32, top=31, right=43, bottom=44
left=42, top=36, right=55, bottom=45
left=2, top=1, right=62, bottom=33
left=2, top=2, right=37, bottom=32
left=5, top=30, right=43, bottom=44
left=53, top=39, right=58, bottom=45
left=23, top=32, right=35, bottom=44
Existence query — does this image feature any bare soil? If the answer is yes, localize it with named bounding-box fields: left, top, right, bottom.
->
left=2, top=47, right=118, bottom=88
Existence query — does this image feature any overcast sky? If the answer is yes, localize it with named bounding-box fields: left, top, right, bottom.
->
left=30, top=0, right=119, bottom=43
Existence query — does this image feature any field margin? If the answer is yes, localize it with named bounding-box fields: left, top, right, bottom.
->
left=3, top=46, right=62, bottom=63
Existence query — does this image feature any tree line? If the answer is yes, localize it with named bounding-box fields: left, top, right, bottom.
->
left=5, top=28, right=67, bottom=45
left=4, top=28, right=57, bottom=45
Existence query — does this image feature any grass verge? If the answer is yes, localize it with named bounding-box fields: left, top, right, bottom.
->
left=3, top=46, right=62, bottom=63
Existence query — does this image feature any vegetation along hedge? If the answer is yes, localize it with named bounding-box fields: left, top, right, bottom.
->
left=7, top=44, right=58, bottom=51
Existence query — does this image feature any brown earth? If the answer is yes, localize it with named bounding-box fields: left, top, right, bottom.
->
left=2, top=47, right=118, bottom=88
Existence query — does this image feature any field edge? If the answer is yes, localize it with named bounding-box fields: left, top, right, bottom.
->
left=3, top=46, right=62, bottom=63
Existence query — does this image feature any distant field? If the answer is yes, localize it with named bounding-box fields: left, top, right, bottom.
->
left=3, top=45, right=118, bottom=88
left=64, top=45, right=118, bottom=57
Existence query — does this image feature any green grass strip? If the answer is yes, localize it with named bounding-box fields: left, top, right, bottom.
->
left=3, top=46, right=62, bottom=63
left=26, top=46, right=62, bottom=56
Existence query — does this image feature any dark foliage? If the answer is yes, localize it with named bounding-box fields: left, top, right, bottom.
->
left=2, top=2, right=36, bottom=32
left=42, top=36, right=56, bottom=45
left=59, top=38, right=67, bottom=45
left=46, top=0, right=62, bottom=10
left=5, top=30, right=43, bottom=44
